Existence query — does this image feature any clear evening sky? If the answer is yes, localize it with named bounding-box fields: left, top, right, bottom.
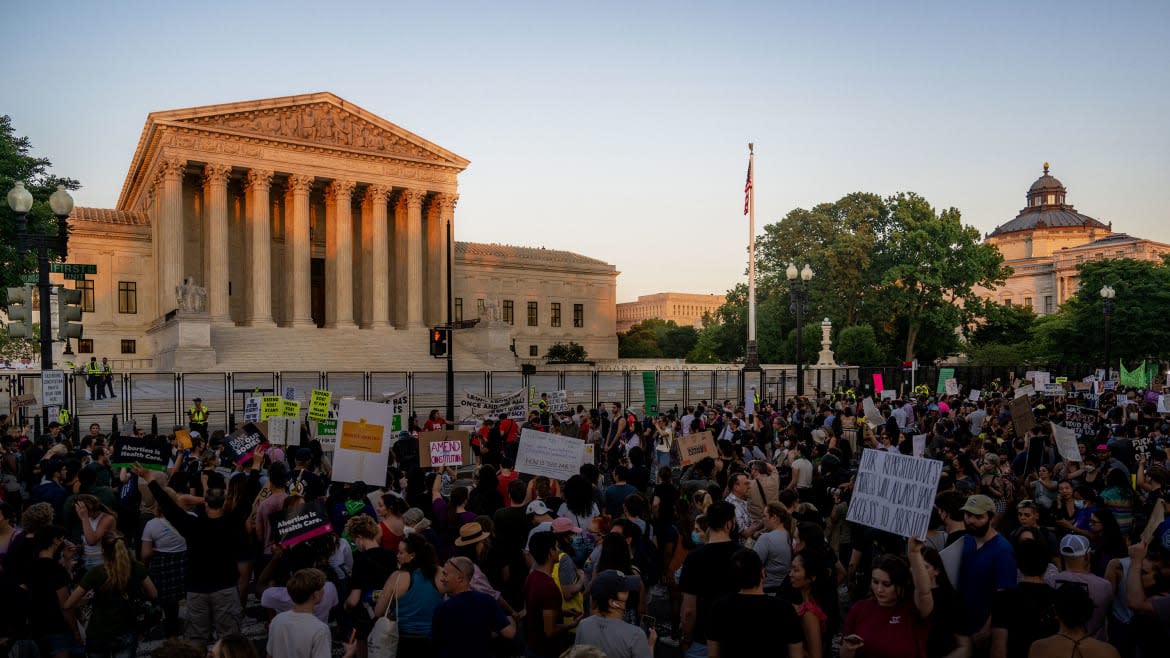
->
left=3, top=1, right=1167, bottom=302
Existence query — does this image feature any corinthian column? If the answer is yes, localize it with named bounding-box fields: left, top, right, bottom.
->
left=202, top=164, right=232, bottom=323
left=246, top=169, right=276, bottom=327
left=366, top=186, right=391, bottom=328
left=327, top=179, right=357, bottom=328
left=434, top=193, right=458, bottom=324
left=159, top=159, right=186, bottom=316
left=286, top=175, right=315, bottom=327
left=401, top=189, right=426, bottom=329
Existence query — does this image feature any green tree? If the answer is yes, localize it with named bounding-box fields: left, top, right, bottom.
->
left=967, top=300, right=1035, bottom=347
left=872, top=193, right=1010, bottom=361
left=685, top=324, right=723, bottom=363
left=661, top=325, right=699, bottom=358
left=545, top=341, right=588, bottom=363
left=781, top=323, right=822, bottom=365
left=835, top=324, right=886, bottom=366
left=0, top=326, right=35, bottom=362
left=617, top=322, right=663, bottom=358
left=0, top=115, right=81, bottom=304
left=1041, top=258, right=1170, bottom=364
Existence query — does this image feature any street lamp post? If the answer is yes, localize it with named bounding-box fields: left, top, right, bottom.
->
left=6, top=182, right=75, bottom=370
left=786, top=263, right=813, bottom=396
left=1100, top=284, right=1115, bottom=379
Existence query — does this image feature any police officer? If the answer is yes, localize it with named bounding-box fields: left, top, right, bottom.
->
left=85, top=356, right=102, bottom=400
left=101, top=357, right=116, bottom=398
left=187, top=397, right=209, bottom=437
left=538, top=392, right=550, bottom=426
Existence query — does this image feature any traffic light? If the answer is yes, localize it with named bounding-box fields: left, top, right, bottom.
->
left=4, top=287, right=34, bottom=338
left=429, top=327, right=449, bottom=357
left=57, top=287, right=84, bottom=340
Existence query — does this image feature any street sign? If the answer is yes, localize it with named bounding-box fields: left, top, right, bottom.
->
left=21, top=274, right=38, bottom=284
left=63, top=272, right=88, bottom=281
left=50, top=263, right=97, bottom=275
left=42, top=369, right=66, bottom=407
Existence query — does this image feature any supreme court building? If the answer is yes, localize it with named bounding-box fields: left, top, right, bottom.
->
left=62, top=93, right=618, bottom=371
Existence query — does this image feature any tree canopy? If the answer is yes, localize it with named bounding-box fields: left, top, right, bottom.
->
left=0, top=115, right=82, bottom=304
left=618, top=319, right=699, bottom=359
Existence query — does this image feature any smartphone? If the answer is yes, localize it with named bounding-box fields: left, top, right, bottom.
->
left=640, top=615, right=655, bottom=637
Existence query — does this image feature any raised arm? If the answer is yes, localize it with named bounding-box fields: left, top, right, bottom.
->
left=908, top=536, right=934, bottom=618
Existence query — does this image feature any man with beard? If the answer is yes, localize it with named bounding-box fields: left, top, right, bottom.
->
left=957, top=494, right=1017, bottom=648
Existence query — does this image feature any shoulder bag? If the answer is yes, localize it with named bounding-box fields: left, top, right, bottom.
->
left=367, top=572, right=403, bottom=658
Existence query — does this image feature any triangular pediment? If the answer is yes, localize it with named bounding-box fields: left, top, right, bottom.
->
left=153, top=92, right=468, bottom=168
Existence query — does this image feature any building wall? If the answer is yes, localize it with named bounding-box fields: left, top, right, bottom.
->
left=616, top=292, right=724, bottom=332
left=454, top=256, right=618, bottom=361
left=991, top=226, right=1108, bottom=260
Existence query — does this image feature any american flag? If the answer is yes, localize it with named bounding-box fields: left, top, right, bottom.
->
left=743, top=158, right=753, bottom=215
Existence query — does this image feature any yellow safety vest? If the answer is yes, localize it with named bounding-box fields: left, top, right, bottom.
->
left=87, top=362, right=101, bottom=375
left=102, top=363, right=112, bottom=375
left=189, top=405, right=207, bottom=423
left=58, top=408, right=70, bottom=425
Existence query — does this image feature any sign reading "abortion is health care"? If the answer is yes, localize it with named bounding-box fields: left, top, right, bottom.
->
left=846, top=450, right=943, bottom=541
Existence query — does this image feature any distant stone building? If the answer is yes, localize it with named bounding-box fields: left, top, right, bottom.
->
left=616, top=292, right=724, bottom=332
left=979, top=164, right=1170, bottom=314
left=56, top=93, right=617, bottom=371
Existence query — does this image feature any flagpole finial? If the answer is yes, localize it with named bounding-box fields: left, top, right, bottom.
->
left=748, top=142, right=754, bottom=154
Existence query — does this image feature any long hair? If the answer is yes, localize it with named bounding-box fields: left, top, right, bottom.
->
left=76, top=493, right=116, bottom=519
left=595, top=532, right=633, bottom=574
left=562, top=475, right=594, bottom=518
left=100, top=531, right=132, bottom=592
left=448, top=486, right=469, bottom=527
left=401, top=533, right=438, bottom=581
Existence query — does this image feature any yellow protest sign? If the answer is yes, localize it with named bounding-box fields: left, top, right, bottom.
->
left=340, top=418, right=384, bottom=453
left=307, top=389, right=332, bottom=421
left=260, top=396, right=282, bottom=421
left=281, top=400, right=301, bottom=418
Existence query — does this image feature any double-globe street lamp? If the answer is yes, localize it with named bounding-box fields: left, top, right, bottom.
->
left=786, top=262, right=813, bottom=396
left=6, top=181, right=75, bottom=369
left=1100, top=284, right=1115, bottom=379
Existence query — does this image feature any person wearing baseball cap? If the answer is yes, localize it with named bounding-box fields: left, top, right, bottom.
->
left=525, top=500, right=556, bottom=554
left=957, top=494, right=1017, bottom=637
left=574, top=569, right=654, bottom=658
left=1049, top=534, right=1112, bottom=640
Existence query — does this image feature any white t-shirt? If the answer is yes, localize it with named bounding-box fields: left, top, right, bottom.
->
left=266, top=610, right=332, bottom=658
left=261, top=581, right=339, bottom=623
left=791, top=458, right=814, bottom=489
left=141, top=517, right=187, bottom=553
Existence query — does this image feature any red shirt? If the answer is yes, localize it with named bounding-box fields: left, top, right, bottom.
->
left=497, top=418, right=520, bottom=442
left=497, top=470, right=519, bottom=498
left=523, top=569, right=565, bottom=656
left=843, top=597, right=930, bottom=658
left=424, top=418, right=446, bottom=431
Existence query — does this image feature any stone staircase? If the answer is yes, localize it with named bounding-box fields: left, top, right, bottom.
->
left=206, top=325, right=495, bottom=372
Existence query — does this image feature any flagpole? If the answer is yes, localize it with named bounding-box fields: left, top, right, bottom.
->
left=744, top=143, right=761, bottom=371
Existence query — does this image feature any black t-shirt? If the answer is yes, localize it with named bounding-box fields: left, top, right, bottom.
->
left=350, top=547, right=397, bottom=594
left=24, top=556, right=71, bottom=638
left=652, top=482, right=679, bottom=528
left=708, top=592, right=803, bottom=656
left=679, top=541, right=741, bottom=643
left=288, top=469, right=323, bottom=500
left=990, top=582, right=1058, bottom=658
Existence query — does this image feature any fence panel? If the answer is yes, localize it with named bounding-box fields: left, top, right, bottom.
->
left=528, top=373, right=561, bottom=411
left=687, top=371, right=713, bottom=405
left=658, top=371, right=685, bottom=414
left=277, top=371, right=324, bottom=410
left=489, top=372, right=524, bottom=399
left=564, top=372, right=594, bottom=410
left=229, top=372, right=279, bottom=424
left=181, top=373, right=229, bottom=435
left=325, top=372, right=367, bottom=403
left=126, top=373, right=179, bottom=433
left=714, top=370, right=740, bottom=405
left=597, top=372, right=626, bottom=409
left=370, top=372, right=409, bottom=403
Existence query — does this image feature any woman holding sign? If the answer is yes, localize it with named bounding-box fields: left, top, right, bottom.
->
left=840, top=537, right=934, bottom=658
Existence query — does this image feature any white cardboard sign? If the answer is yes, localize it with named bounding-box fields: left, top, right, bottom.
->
left=332, top=399, right=396, bottom=485
left=515, top=428, right=585, bottom=481
left=846, top=450, right=943, bottom=541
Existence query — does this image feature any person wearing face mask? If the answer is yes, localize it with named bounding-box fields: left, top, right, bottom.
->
left=957, top=494, right=1017, bottom=647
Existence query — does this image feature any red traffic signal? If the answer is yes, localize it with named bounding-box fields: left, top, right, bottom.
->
left=429, top=327, right=449, bottom=357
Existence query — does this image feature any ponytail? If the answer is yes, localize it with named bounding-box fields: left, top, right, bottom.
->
left=100, top=532, right=132, bottom=591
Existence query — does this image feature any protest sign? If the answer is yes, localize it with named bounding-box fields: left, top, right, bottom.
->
left=281, top=400, right=300, bottom=418
left=968, top=389, right=981, bottom=402
left=333, top=399, right=396, bottom=484
left=243, top=397, right=261, bottom=423
left=940, top=540, right=963, bottom=587
left=267, top=417, right=300, bottom=446
left=274, top=500, right=333, bottom=548
left=1055, top=377, right=1068, bottom=384
left=419, top=430, right=472, bottom=468
left=41, top=369, right=65, bottom=407
left=1063, top=405, right=1094, bottom=439
left=1043, top=383, right=1064, bottom=397
left=873, top=373, right=885, bottom=395
left=936, top=368, right=955, bottom=395
left=1015, top=384, right=1035, bottom=399
left=642, top=372, right=659, bottom=416
left=111, top=437, right=171, bottom=471
left=13, top=393, right=36, bottom=408
left=380, top=391, right=409, bottom=432
left=863, top=397, right=884, bottom=429
left=1133, top=435, right=1154, bottom=458
left=260, top=396, right=282, bottom=421
left=313, top=419, right=338, bottom=451
left=912, top=434, right=927, bottom=458
left=458, top=389, right=527, bottom=422
left=227, top=423, right=268, bottom=465
left=880, top=390, right=895, bottom=401
left=678, top=430, right=717, bottom=466
left=1159, top=396, right=1170, bottom=414
left=174, top=428, right=192, bottom=450
left=307, top=389, right=332, bottom=422
left=1027, top=371, right=1051, bottom=388
left=1051, top=422, right=1080, bottom=462
left=515, top=428, right=586, bottom=481
left=846, top=450, right=943, bottom=541
left=584, top=443, right=595, bottom=463
left=1009, top=395, right=1035, bottom=435
left=546, top=389, right=570, bottom=413
left=944, top=378, right=959, bottom=396
left=282, top=386, right=297, bottom=401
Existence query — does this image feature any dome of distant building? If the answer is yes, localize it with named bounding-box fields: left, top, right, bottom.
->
left=989, top=162, right=1109, bottom=237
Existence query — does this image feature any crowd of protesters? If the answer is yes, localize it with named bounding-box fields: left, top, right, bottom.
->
left=1, top=378, right=1170, bottom=658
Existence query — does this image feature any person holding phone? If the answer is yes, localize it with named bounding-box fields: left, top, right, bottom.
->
left=841, top=536, right=934, bottom=658
left=574, top=569, right=654, bottom=658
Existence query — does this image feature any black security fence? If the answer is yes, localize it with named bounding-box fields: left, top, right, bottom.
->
left=1, top=364, right=1098, bottom=438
